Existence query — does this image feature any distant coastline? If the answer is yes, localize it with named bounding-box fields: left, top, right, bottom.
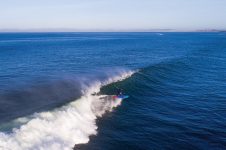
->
left=0, top=28, right=225, bottom=33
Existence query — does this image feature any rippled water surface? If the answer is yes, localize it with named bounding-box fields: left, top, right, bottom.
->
left=0, top=32, right=226, bottom=150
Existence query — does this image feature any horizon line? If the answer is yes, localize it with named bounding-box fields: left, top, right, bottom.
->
left=0, top=28, right=225, bottom=33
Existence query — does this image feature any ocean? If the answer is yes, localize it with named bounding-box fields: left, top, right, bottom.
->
left=0, top=32, right=226, bottom=150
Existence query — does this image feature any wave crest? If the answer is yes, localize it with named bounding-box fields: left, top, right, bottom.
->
left=0, top=70, right=135, bottom=150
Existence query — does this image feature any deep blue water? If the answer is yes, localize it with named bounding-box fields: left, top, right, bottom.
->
left=0, top=32, right=226, bottom=150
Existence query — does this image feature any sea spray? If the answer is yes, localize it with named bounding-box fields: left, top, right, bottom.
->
left=0, top=70, right=135, bottom=150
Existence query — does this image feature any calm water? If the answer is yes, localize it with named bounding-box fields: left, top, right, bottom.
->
left=0, top=32, right=226, bottom=150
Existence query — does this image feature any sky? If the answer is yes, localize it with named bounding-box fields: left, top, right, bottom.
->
left=0, top=0, right=226, bottom=32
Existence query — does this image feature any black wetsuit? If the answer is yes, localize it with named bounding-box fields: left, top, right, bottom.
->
left=117, top=89, right=123, bottom=96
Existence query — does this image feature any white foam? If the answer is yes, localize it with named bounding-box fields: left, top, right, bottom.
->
left=0, top=70, right=135, bottom=150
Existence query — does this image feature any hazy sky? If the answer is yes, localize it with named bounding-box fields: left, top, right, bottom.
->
left=0, top=0, right=226, bottom=31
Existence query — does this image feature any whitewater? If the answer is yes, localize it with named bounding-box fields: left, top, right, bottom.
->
left=0, top=70, right=135, bottom=150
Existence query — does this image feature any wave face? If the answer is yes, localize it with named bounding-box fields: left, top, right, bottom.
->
left=0, top=70, right=135, bottom=150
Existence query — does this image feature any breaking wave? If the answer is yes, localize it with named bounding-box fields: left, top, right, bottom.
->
left=0, top=70, right=135, bottom=150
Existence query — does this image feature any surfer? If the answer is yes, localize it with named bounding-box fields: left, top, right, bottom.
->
left=113, top=87, right=129, bottom=99
left=116, top=88, right=123, bottom=96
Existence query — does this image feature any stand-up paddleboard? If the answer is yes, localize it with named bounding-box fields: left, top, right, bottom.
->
left=113, top=95, right=129, bottom=99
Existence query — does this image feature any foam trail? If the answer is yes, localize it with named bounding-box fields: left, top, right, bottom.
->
left=0, top=70, right=135, bottom=150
